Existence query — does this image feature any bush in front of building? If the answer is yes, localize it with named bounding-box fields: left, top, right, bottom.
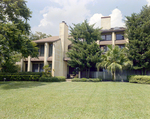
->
left=0, top=75, right=40, bottom=81
left=39, top=76, right=66, bottom=82
left=42, top=65, right=52, bottom=77
left=0, top=72, right=43, bottom=77
left=72, top=78, right=102, bottom=82
left=128, top=75, right=150, bottom=84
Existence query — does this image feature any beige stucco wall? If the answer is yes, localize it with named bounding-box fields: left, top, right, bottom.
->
left=52, top=40, right=64, bottom=77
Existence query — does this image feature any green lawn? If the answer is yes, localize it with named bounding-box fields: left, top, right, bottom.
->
left=0, top=82, right=150, bottom=119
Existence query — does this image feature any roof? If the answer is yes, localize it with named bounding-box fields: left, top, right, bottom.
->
left=101, top=16, right=111, bottom=19
left=101, top=27, right=126, bottom=33
left=33, top=36, right=60, bottom=43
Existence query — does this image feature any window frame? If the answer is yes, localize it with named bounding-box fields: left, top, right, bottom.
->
left=116, top=34, right=124, bottom=40
left=101, top=34, right=112, bottom=41
left=37, top=44, right=44, bottom=56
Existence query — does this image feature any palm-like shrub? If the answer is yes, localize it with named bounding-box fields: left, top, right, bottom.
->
left=97, top=45, right=132, bottom=81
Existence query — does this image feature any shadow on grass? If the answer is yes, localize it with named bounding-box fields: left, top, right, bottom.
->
left=0, top=81, right=46, bottom=90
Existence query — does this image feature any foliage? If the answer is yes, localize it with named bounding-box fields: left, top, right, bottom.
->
left=29, top=31, right=52, bottom=41
left=0, top=72, right=43, bottom=76
left=39, top=76, right=66, bottom=82
left=72, top=78, right=102, bottom=82
left=68, top=20, right=102, bottom=78
left=1, top=59, right=20, bottom=73
left=128, top=75, right=150, bottom=84
left=42, top=65, right=52, bottom=77
left=125, top=5, right=150, bottom=73
left=70, top=20, right=101, bottom=44
left=67, top=42, right=102, bottom=78
left=0, top=75, right=40, bottom=81
left=97, top=45, right=132, bottom=81
left=0, top=0, right=39, bottom=72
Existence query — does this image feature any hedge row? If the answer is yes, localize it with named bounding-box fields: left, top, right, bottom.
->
left=39, top=76, right=66, bottom=82
left=128, top=75, right=150, bottom=84
left=72, top=78, right=102, bottom=82
left=0, top=75, right=40, bottom=81
left=0, top=72, right=43, bottom=76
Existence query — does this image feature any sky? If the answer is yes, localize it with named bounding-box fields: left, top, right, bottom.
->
left=26, top=0, right=150, bottom=36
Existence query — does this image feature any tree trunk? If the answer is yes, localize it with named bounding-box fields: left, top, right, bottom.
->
left=142, top=69, right=143, bottom=75
left=87, top=68, right=90, bottom=79
left=113, top=71, right=116, bottom=81
left=86, top=68, right=88, bottom=78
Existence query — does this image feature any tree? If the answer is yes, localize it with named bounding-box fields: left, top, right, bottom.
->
left=96, top=45, right=132, bottom=81
left=0, top=0, right=38, bottom=72
left=67, top=41, right=102, bottom=78
left=30, top=31, right=52, bottom=41
left=125, top=5, right=150, bottom=74
left=70, top=20, right=101, bottom=44
left=67, top=20, right=102, bottom=78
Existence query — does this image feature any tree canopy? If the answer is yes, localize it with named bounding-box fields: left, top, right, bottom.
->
left=125, top=5, right=150, bottom=73
left=0, top=0, right=38, bottom=72
left=30, top=31, right=52, bottom=41
left=67, top=20, right=102, bottom=78
left=70, top=20, right=101, bottom=44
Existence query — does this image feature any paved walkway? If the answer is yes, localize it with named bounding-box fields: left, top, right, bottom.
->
left=66, top=79, right=72, bottom=82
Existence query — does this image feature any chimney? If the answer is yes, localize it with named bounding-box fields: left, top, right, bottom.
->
left=59, top=21, right=68, bottom=57
left=101, top=16, right=111, bottom=30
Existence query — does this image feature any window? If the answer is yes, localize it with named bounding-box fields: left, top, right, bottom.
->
left=118, top=45, right=125, bottom=49
left=40, top=64, right=44, bottom=72
left=32, top=63, right=44, bottom=72
left=106, top=35, right=112, bottom=41
left=25, top=64, right=28, bottom=72
left=37, top=44, right=44, bottom=56
left=101, top=35, right=112, bottom=41
left=49, top=44, right=53, bottom=57
left=32, top=64, right=38, bottom=72
left=101, top=35, right=105, bottom=40
left=116, top=34, right=124, bottom=40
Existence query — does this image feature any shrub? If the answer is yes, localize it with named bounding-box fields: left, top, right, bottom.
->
left=0, top=75, right=40, bottom=81
left=39, top=76, right=66, bottom=82
left=128, top=75, right=150, bottom=84
left=42, top=65, right=52, bottom=77
left=72, top=78, right=102, bottom=82
left=0, top=72, right=43, bottom=77
left=56, top=76, right=66, bottom=82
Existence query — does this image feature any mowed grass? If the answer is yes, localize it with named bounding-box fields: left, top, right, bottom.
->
left=0, top=82, right=150, bottom=119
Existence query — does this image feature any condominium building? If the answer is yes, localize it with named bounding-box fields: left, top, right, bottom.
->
left=20, top=17, right=128, bottom=78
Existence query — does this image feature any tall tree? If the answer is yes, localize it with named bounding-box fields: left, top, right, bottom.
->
left=97, top=45, right=132, bottom=81
left=67, top=20, right=102, bottom=78
left=67, top=41, right=102, bottom=78
left=0, top=0, right=38, bottom=72
left=30, top=31, right=52, bottom=41
left=125, top=5, right=150, bottom=74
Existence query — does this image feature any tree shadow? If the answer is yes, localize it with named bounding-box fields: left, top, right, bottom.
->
left=0, top=81, right=47, bottom=90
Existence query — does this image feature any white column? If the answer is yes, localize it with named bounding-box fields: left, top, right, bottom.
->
left=27, top=56, right=32, bottom=72
left=112, top=32, right=115, bottom=48
left=52, top=42, right=55, bottom=77
left=44, top=42, right=49, bottom=66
